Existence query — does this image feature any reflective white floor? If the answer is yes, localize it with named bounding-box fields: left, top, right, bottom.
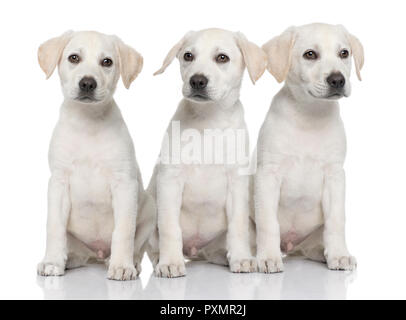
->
left=36, top=257, right=356, bottom=300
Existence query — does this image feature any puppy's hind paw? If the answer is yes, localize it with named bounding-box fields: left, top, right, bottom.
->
left=229, top=258, right=257, bottom=273
left=257, top=256, right=284, bottom=274
left=155, top=263, right=186, bottom=278
left=327, top=255, right=357, bottom=271
left=108, top=265, right=139, bottom=281
left=37, top=262, right=65, bottom=277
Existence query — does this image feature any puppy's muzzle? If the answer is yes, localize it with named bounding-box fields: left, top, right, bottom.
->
left=326, top=72, right=345, bottom=97
left=189, top=74, right=209, bottom=101
left=77, top=77, right=98, bottom=102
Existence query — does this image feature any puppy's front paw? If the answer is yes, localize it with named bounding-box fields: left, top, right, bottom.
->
left=229, top=258, right=257, bottom=273
left=108, top=264, right=139, bottom=281
left=134, top=260, right=142, bottom=276
left=327, top=255, right=357, bottom=271
left=257, top=256, right=284, bottom=274
left=37, top=262, right=65, bottom=277
left=155, top=262, right=186, bottom=278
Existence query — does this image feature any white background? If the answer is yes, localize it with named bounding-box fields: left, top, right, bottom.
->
left=0, top=0, right=405, bottom=299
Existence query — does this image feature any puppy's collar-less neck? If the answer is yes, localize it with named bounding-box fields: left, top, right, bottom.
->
left=270, top=85, right=342, bottom=131
left=60, top=98, right=121, bottom=131
left=62, top=98, right=116, bottom=118
left=184, top=82, right=242, bottom=115
left=184, top=98, right=241, bottom=118
left=282, top=84, right=340, bottom=118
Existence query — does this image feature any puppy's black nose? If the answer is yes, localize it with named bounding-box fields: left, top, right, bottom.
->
left=190, top=74, right=208, bottom=90
left=79, top=77, right=97, bottom=93
left=327, top=72, right=345, bottom=89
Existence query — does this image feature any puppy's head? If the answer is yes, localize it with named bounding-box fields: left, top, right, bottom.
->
left=262, top=23, right=364, bottom=100
left=38, top=31, right=143, bottom=105
left=154, top=28, right=267, bottom=104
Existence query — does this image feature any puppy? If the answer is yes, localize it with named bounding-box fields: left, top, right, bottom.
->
left=37, top=31, right=155, bottom=280
left=147, top=28, right=267, bottom=277
left=255, top=23, right=364, bottom=272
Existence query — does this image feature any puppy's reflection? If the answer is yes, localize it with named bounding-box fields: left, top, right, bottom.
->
left=144, top=258, right=356, bottom=300
left=37, top=264, right=143, bottom=300
left=37, top=258, right=355, bottom=299
left=256, top=257, right=356, bottom=299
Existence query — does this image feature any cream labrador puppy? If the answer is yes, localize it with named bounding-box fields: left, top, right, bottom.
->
left=147, top=28, right=267, bottom=277
left=255, top=23, right=364, bottom=272
left=37, top=31, right=155, bottom=280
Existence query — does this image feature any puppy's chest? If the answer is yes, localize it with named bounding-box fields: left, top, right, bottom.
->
left=279, top=156, right=325, bottom=209
left=51, top=128, right=125, bottom=172
left=61, top=134, right=123, bottom=253
left=273, top=126, right=345, bottom=208
left=51, top=130, right=123, bottom=210
left=180, top=166, right=229, bottom=256
left=65, top=137, right=115, bottom=231
left=182, top=165, right=228, bottom=208
left=276, top=156, right=326, bottom=246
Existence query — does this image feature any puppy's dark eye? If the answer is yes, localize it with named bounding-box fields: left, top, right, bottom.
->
left=184, top=52, right=194, bottom=62
left=101, top=58, right=113, bottom=67
left=339, top=49, right=349, bottom=59
left=68, top=54, right=80, bottom=64
left=216, top=54, right=230, bottom=63
left=303, top=50, right=318, bottom=60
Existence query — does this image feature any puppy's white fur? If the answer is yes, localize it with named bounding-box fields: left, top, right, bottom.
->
left=255, top=23, right=364, bottom=272
left=37, top=31, right=155, bottom=280
left=148, top=28, right=267, bottom=277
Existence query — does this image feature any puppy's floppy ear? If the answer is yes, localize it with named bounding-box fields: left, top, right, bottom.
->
left=38, top=30, right=74, bottom=79
left=339, top=26, right=364, bottom=81
left=154, top=31, right=194, bottom=76
left=262, top=27, right=296, bottom=83
left=349, top=34, right=364, bottom=81
left=235, top=32, right=267, bottom=84
left=115, top=37, right=143, bottom=89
